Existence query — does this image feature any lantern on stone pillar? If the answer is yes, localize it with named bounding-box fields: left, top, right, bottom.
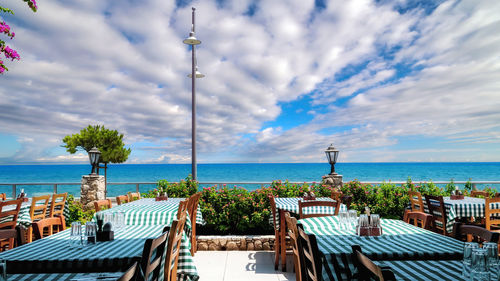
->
left=325, top=144, right=339, bottom=175
left=88, top=147, right=101, bottom=175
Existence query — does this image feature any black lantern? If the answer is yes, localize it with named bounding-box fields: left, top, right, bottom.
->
left=325, top=144, right=339, bottom=174
left=88, top=147, right=101, bottom=175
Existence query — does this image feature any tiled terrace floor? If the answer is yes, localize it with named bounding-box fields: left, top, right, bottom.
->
left=193, top=251, right=296, bottom=281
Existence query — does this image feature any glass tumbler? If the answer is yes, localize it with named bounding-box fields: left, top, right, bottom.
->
left=470, top=248, right=489, bottom=281
left=483, top=242, right=499, bottom=280
left=462, top=242, right=479, bottom=279
left=339, top=211, right=348, bottom=230
left=85, top=222, right=97, bottom=245
left=70, top=222, right=82, bottom=248
left=348, top=210, right=357, bottom=229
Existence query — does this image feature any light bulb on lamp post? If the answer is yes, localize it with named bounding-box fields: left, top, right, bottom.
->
left=325, top=144, right=339, bottom=175
left=88, top=147, right=101, bottom=175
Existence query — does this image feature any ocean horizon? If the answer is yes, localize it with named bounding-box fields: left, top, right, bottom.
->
left=1, top=162, right=499, bottom=196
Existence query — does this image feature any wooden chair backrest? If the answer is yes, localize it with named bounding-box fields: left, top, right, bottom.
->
left=176, top=200, right=188, bottom=220
left=140, top=231, right=168, bottom=281
left=284, top=212, right=302, bottom=281
left=30, top=195, right=51, bottom=221
left=408, top=190, right=424, bottom=212
left=94, top=199, right=112, bottom=212
left=268, top=195, right=278, bottom=227
left=32, top=216, right=66, bottom=240
left=187, top=192, right=201, bottom=256
left=352, top=245, right=396, bottom=281
left=452, top=222, right=499, bottom=244
left=341, top=195, right=353, bottom=209
left=0, top=193, right=6, bottom=200
left=0, top=199, right=22, bottom=229
left=164, top=212, right=187, bottom=281
left=116, top=195, right=129, bottom=205
left=49, top=193, right=67, bottom=218
left=404, top=211, right=433, bottom=230
left=331, top=191, right=343, bottom=202
left=0, top=225, right=26, bottom=251
left=128, top=192, right=141, bottom=202
left=118, top=261, right=138, bottom=281
left=471, top=190, right=489, bottom=198
left=297, top=226, right=321, bottom=281
left=485, top=197, right=500, bottom=231
left=298, top=200, right=341, bottom=219
left=424, top=195, right=448, bottom=235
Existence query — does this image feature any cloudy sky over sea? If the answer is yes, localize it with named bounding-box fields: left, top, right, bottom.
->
left=1, top=0, right=499, bottom=164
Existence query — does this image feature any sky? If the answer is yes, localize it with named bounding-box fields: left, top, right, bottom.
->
left=0, top=0, right=499, bottom=164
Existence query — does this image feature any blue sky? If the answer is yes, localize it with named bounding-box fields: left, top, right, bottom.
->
left=0, top=0, right=499, bottom=164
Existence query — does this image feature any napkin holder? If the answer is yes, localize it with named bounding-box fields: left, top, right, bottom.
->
left=155, top=196, right=169, bottom=201
left=303, top=192, right=316, bottom=201
left=96, top=230, right=114, bottom=241
left=356, top=225, right=382, bottom=237
left=450, top=194, right=464, bottom=200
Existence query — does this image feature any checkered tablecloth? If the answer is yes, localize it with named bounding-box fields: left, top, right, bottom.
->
left=0, top=225, right=199, bottom=281
left=373, top=260, right=472, bottom=281
left=8, top=272, right=123, bottom=281
left=299, top=216, right=464, bottom=281
left=275, top=197, right=347, bottom=216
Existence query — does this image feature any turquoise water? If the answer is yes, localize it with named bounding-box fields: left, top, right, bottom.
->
left=0, top=162, right=499, bottom=196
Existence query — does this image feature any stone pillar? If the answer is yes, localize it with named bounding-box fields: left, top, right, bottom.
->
left=322, top=173, right=343, bottom=191
left=81, top=175, right=105, bottom=211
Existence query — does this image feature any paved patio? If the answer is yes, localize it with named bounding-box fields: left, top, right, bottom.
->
left=193, top=251, right=296, bottom=281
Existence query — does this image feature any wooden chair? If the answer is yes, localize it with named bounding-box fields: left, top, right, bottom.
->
left=285, top=212, right=302, bottom=281
left=176, top=200, right=188, bottom=219
left=0, top=199, right=23, bottom=250
left=118, top=261, right=138, bottom=281
left=341, top=195, right=353, bottom=209
left=187, top=192, right=201, bottom=256
left=28, top=195, right=51, bottom=243
left=424, top=195, right=449, bottom=235
left=298, top=200, right=341, bottom=219
left=485, top=197, right=500, bottom=232
left=404, top=211, right=434, bottom=230
left=331, top=190, right=343, bottom=201
left=0, top=193, right=6, bottom=200
left=128, top=192, right=141, bottom=202
left=164, top=212, right=188, bottom=281
left=140, top=231, right=168, bottom=281
left=0, top=225, right=27, bottom=251
left=408, top=190, right=424, bottom=212
left=116, top=195, right=129, bottom=205
left=94, top=199, right=112, bottom=212
left=49, top=193, right=67, bottom=233
left=297, top=226, right=322, bottom=281
left=269, top=195, right=291, bottom=271
left=471, top=190, right=489, bottom=198
left=32, top=216, right=66, bottom=240
left=452, top=222, right=499, bottom=244
left=351, top=245, right=397, bottom=281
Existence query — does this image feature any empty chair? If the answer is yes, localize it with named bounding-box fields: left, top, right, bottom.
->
left=94, top=199, right=112, bottom=212
left=424, top=195, right=449, bottom=235
left=187, top=192, right=201, bottom=256
left=176, top=200, right=188, bottom=219
left=408, top=190, right=424, bottom=212
left=485, top=197, right=500, bottom=231
left=404, top=211, right=434, bottom=230
left=0, top=199, right=23, bottom=250
left=298, top=200, right=341, bottom=219
left=0, top=193, right=6, bottom=200
left=32, top=216, right=66, bottom=240
left=471, top=190, right=489, bottom=198
left=28, top=195, right=51, bottom=243
left=285, top=212, right=302, bottom=281
left=116, top=195, right=129, bottom=205
left=49, top=193, right=67, bottom=234
left=164, top=212, right=188, bottom=281
left=351, top=245, right=397, bottom=281
left=297, top=226, right=322, bottom=281
left=140, top=231, right=168, bottom=281
left=269, top=195, right=289, bottom=271
left=0, top=225, right=27, bottom=251
left=341, top=195, right=353, bottom=209
left=128, top=192, right=141, bottom=202
left=452, top=222, right=499, bottom=244
left=117, top=262, right=138, bottom=281
left=331, top=190, right=343, bottom=202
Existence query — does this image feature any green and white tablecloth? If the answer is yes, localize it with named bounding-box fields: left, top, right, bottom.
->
left=274, top=197, right=347, bottom=216
left=299, top=216, right=464, bottom=281
left=372, top=260, right=470, bottom=281
left=0, top=225, right=199, bottom=281
left=8, top=272, right=123, bottom=281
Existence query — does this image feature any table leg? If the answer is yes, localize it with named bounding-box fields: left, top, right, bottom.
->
left=280, top=209, right=286, bottom=271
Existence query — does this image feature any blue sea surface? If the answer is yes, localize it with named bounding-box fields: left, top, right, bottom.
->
left=0, top=162, right=499, bottom=196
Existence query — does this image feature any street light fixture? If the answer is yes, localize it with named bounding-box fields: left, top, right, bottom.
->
left=183, top=7, right=204, bottom=181
left=325, top=144, right=339, bottom=175
left=88, top=147, right=101, bottom=175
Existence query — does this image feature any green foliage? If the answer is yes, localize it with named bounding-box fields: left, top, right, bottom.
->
left=62, top=125, right=131, bottom=164
left=143, top=175, right=199, bottom=198
left=405, top=177, right=414, bottom=190
left=464, top=178, right=473, bottom=191
left=445, top=179, right=456, bottom=195
left=66, top=195, right=95, bottom=226
left=0, top=6, right=14, bottom=14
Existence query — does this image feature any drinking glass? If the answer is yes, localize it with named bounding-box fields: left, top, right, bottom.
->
left=70, top=222, right=82, bottom=248
left=470, top=248, right=489, bottom=281
left=348, top=210, right=357, bottom=229
left=462, top=242, right=479, bottom=279
left=114, top=212, right=125, bottom=231
left=104, top=213, right=114, bottom=226
left=339, top=211, right=348, bottom=230
left=85, top=222, right=97, bottom=245
left=483, top=242, right=499, bottom=280
left=0, top=259, right=6, bottom=281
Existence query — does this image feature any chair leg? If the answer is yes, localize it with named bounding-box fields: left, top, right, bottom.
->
left=274, top=232, right=280, bottom=270
left=280, top=209, right=286, bottom=271
left=27, top=226, right=33, bottom=243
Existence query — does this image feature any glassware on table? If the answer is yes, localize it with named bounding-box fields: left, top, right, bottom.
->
left=338, top=211, right=349, bottom=230
left=470, top=248, right=489, bottom=281
left=483, top=242, right=499, bottom=280
left=70, top=222, right=83, bottom=248
left=348, top=210, right=357, bottom=229
left=0, top=258, right=6, bottom=281
left=370, top=214, right=382, bottom=236
left=113, top=212, right=125, bottom=231
left=104, top=213, right=114, bottom=225
left=357, top=214, right=369, bottom=236
left=463, top=242, right=479, bottom=278
left=85, top=222, right=97, bottom=245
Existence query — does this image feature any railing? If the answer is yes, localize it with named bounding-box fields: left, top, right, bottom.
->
left=1, top=180, right=499, bottom=198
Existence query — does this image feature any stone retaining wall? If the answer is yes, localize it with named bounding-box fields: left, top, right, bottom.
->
left=197, top=235, right=275, bottom=251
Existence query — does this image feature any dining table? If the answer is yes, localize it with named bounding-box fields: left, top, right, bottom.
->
left=298, top=216, right=464, bottom=281
left=274, top=197, right=347, bottom=271
left=7, top=272, right=124, bottom=281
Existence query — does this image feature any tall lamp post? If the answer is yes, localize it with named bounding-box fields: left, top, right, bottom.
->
left=323, top=144, right=342, bottom=190
left=88, top=147, right=101, bottom=175
left=183, top=7, right=204, bottom=181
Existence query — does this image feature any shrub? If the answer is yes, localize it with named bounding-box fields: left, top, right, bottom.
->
left=66, top=194, right=95, bottom=226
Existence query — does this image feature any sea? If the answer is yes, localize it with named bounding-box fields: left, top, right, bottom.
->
left=0, top=162, right=499, bottom=197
